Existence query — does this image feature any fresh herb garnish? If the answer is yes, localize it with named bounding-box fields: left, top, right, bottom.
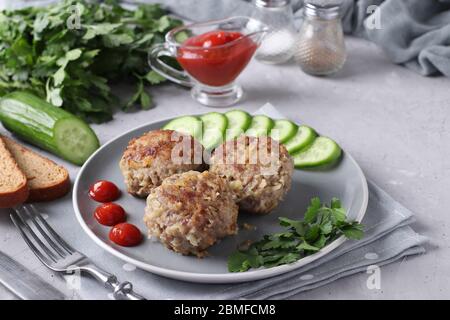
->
left=0, top=0, right=182, bottom=123
left=228, top=197, right=364, bottom=272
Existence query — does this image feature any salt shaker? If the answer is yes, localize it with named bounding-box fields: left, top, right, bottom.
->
left=295, top=2, right=347, bottom=76
left=252, top=0, right=297, bottom=64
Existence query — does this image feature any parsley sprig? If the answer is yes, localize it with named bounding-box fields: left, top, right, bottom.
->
left=228, top=197, right=364, bottom=272
left=0, top=0, right=182, bottom=123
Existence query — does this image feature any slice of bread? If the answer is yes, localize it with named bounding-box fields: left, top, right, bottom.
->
left=0, top=137, right=29, bottom=208
left=2, top=136, right=71, bottom=202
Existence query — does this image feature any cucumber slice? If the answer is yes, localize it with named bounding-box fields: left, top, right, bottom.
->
left=54, top=117, right=100, bottom=165
left=284, top=125, right=317, bottom=155
left=292, top=136, right=342, bottom=168
left=246, top=115, right=275, bottom=137
left=163, top=116, right=203, bottom=140
left=0, top=91, right=99, bottom=165
left=200, top=112, right=228, bottom=150
left=225, top=110, right=252, bottom=140
left=270, top=119, right=298, bottom=143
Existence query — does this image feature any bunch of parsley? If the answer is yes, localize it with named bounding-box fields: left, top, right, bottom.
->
left=0, top=0, right=182, bottom=122
left=228, top=197, right=364, bottom=272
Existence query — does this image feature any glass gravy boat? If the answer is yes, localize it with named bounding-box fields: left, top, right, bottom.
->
left=148, top=17, right=268, bottom=107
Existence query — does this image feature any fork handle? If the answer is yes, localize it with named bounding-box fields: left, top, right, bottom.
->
left=80, top=264, right=146, bottom=300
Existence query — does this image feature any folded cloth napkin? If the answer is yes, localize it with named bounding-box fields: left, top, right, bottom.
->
left=72, top=104, right=426, bottom=300
left=123, top=0, right=450, bottom=77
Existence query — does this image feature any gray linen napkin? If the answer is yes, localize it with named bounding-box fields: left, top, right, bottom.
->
left=70, top=104, right=426, bottom=300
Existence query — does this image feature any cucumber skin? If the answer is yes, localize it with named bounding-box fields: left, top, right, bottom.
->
left=285, top=126, right=317, bottom=155
left=163, top=116, right=203, bottom=140
left=293, top=138, right=342, bottom=168
left=200, top=112, right=228, bottom=150
left=271, top=120, right=298, bottom=144
left=225, top=110, right=252, bottom=140
left=294, top=150, right=342, bottom=168
left=225, top=110, right=252, bottom=130
left=246, top=115, right=275, bottom=137
left=0, top=91, right=98, bottom=164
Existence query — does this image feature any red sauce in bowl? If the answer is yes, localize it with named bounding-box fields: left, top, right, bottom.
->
left=177, top=30, right=258, bottom=87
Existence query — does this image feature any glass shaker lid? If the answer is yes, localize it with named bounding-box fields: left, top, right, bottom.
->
left=304, top=3, right=341, bottom=19
left=255, top=0, right=290, bottom=8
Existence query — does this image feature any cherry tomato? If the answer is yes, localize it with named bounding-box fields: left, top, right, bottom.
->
left=89, top=180, right=120, bottom=202
left=109, top=223, right=142, bottom=247
left=94, top=203, right=126, bottom=226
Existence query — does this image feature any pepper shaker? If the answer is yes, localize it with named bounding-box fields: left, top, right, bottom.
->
left=295, top=2, right=347, bottom=76
left=252, top=0, right=297, bottom=64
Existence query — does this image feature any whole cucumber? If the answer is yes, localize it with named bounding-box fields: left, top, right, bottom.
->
left=0, top=91, right=99, bottom=165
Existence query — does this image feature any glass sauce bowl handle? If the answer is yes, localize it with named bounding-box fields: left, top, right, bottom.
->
left=148, top=44, right=193, bottom=87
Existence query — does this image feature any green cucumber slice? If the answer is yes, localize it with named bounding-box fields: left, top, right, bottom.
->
left=284, top=125, right=317, bottom=155
left=200, top=112, right=228, bottom=150
left=225, top=110, right=252, bottom=140
left=0, top=91, right=99, bottom=165
left=163, top=116, right=203, bottom=140
left=54, top=117, right=100, bottom=165
left=292, top=136, right=342, bottom=168
left=246, top=115, right=275, bottom=137
left=270, top=119, right=298, bottom=143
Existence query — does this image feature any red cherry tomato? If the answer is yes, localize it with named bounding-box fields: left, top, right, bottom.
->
left=89, top=180, right=120, bottom=202
left=94, top=203, right=126, bottom=226
left=109, top=223, right=142, bottom=247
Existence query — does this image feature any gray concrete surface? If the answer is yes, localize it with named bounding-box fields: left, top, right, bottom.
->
left=0, top=37, right=449, bottom=299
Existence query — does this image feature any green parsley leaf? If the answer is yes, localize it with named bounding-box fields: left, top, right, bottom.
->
left=278, top=217, right=306, bottom=236
left=228, top=197, right=365, bottom=272
left=304, top=197, right=322, bottom=223
left=0, top=0, right=182, bottom=122
left=140, top=90, right=152, bottom=110
left=228, top=251, right=252, bottom=273
left=144, top=70, right=166, bottom=85
left=82, top=23, right=122, bottom=40
left=305, top=224, right=320, bottom=242
left=340, top=223, right=364, bottom=240
left=297, top=242, right=320, bottom=252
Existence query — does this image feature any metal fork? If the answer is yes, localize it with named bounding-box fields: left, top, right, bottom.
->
left=10, top=204, right=146, bottom=300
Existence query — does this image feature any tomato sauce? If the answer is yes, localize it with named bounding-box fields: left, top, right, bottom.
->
left=88, top=180, right=142, bottom=247
left=177, top=30, right=258, bottom=87
left=109, top=223, right=142, bottom=247
left=89, top=180, right=120, bottom=202
left=94, top=203, right=126, bottom=226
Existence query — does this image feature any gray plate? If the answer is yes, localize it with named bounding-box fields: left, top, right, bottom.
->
left=73, top=117, right=368, bottom=284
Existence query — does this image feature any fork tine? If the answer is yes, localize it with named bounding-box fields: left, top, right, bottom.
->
left=22, top=206, right=67, bottom=258
left=14, top=208, right=59, bottom=262
left=28, top=204, right=75, bottom=254
left=10, top=211, right=55, bottom=266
